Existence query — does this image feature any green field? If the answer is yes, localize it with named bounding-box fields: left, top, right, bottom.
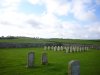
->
left=0, top=48, right=100, bottom=75
left=0, top=37, right=100, bottom=45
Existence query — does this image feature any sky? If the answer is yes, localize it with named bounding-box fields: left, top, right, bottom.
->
left=0, top=0, right=100, bottom=39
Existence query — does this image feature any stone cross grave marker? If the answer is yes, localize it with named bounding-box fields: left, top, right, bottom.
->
left=68, top=60, right=80, bottom=75
left=27, top=52, right=35, bottom=68
left=42, top=53, right=48, bottom=65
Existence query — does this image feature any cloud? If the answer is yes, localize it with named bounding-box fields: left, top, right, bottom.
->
left=0, top=0, right=21, bottom=12
left=0, top=0, right=100, bottom=39
left=27, top=0, right=96, bottom=21
left=44, top=0, right=71, bottom=16
left=96, top=0, right=100, bottom=5
left=88, top=22, right=100, bottom=33
left=0, top=0, right=20, bottom=7
left=86, top=22, right=100, bottom=39
left=0, top=11, right=28, bottom=28
left=55, top=3, right=71, bottom=16
left=53, top=21, right=100, bottom=39
left=28, top=0, right=40, bottom=5
left=28, top=0, right=71, bottom=16
left=27, top=19, right=41, bottom=28
left=71, top=0, right=96, bottom=21
left=40, top=13, right=58, bottom=26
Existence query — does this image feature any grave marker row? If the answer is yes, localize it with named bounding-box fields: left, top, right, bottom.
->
left=44, top=46, right=89, bottom=53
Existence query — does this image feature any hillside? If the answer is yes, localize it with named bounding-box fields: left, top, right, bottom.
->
left=0, top=37, right=100, bottom=45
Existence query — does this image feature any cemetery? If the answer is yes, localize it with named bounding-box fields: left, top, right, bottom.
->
left=0, top=37, right=100, bottom=75
left=0, top=0, right=100, bottom=75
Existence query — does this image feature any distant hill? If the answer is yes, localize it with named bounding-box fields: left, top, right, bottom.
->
left=0, top=36, right=100, bottom=45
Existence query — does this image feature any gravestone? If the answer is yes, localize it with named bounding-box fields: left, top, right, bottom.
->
left=27, top=52, right=35, bottom=68
left=64, top=46, right=67, bottom=50
left=76, top=47, right=79, bottom=52
left=85, top=46, right=87, bottom=51
left=68, top=60, right=80, bottom=75
left=44, top=46, right=47, bottom=50
left=73, top=47, right=76, bottom=52
left=42, top=53, right=48, bottom=65
left=70, top=47, right=72, bottom=53
left=57, top=46, right=60, bottom=51
left=86, top=47, right=89, bottom=51
left=82, top=46, right=85, bottom=52
left=54, top=46, right=57, bottom=51
left=61, top=46, right=63, bottom=51
left=51, top=46, right=53, bottom=50
left=79, top=47, right=81, bottom=52
left=65, top=48, right=69, bottom=53
left=48, top=46, right=50, bottom=50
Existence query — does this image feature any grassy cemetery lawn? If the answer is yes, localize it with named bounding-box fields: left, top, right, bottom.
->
left=0, top=48, right=100, bottom=75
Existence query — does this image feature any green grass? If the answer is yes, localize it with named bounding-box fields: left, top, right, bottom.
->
left=0, top=38, right=49, bottom=43
left=0, top=48, right=100, bottom=75
left=0, top=37, right=100, bottom=45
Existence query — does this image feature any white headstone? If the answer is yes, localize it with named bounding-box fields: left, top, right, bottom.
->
left=57, top=46, right=60, bottom=51
left=54, top=46, right=57, bottom=51
left=48, top=46, right=50, bottom=50
left=51, top=46, right=54, bottom=50
left=70, top=47, right=72, bottom=53
left=61, top=46, right=63, bottom=51
left=44, top=46, right=47, bottom=50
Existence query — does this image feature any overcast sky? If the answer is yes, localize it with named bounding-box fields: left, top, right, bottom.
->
left=0, top=0, right=100, bottom=39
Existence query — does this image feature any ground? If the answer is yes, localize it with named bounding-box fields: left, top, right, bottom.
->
left=0, top=48, right=100, bottom=75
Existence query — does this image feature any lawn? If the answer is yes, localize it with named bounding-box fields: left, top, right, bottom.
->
left=0, top=48, right=100, bottom=75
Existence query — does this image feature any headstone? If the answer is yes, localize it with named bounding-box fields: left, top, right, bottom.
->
left=79, top=47, right=81, bottom=52
left=27, top=52, right=35, bottom=68
left=86, top=47, right=89, bottom=51
left=57, top=46, right=60, bottom=51
left=76, top=47, right=79, bottom=52
left=83, top=46, right=85, bottom=52
left=42, top=53, right=48, bottom=65
left=81, top=46, right=83, bottom=52
left=64, top=46, right=67, bottom=50
left=61, top=46, right=63, bottom=51
left=54, top=46, right=57, bottom=51
left=48, top=46, right=50, bottom=50
left=44, top=46, right=47, bottom=50
left=65, top=48, right=69, bottom=53
left=70, top=47, right=72, bottom=53
left=51, top=46, right=54, bottom=50
left=82, top=46, right=85, bottom=52
left=68, top=60, right=80, bottom=75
